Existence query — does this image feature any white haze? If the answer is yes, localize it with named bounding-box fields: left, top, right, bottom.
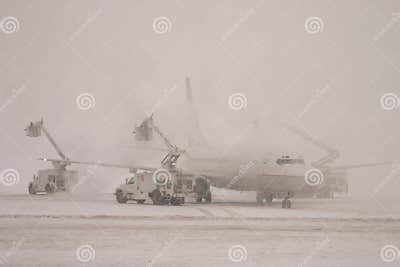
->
left=0, top=0, right=399, bottom=200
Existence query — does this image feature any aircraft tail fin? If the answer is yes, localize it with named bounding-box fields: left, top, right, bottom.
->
left=185, top=76, right=208, bottom=148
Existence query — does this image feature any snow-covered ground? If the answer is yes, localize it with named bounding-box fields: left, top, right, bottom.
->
left=0, top=194, right=399, bottom=266
left=1, top=191, right=399, bottom=219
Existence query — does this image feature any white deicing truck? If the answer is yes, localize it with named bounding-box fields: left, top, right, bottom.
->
left=114, top=169, right=194, bottom=205
left=25, top=120, right=78, bottom=194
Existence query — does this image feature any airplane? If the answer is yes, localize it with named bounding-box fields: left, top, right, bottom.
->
left=128, top=77, right=394, bottom=208
left=26, top=77, right=394, bottom=208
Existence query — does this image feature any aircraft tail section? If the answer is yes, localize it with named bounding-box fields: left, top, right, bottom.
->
left=185, top=76, right=208, bottom=149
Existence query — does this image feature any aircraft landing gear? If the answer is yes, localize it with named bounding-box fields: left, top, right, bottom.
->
left=281, top=192, right=293, bottom=209
left=281, top=198, right=291, bottom=208
left=266, top=193, right=273, bottom=205
left=28, top=182, right=36, bottom=195
left=194, top=176, right=211, bottom=204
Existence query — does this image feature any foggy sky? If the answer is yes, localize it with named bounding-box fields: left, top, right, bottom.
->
left=1, top=0, right=400, bottom=198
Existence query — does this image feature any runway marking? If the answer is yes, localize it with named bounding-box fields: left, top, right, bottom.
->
left=146, top=232, right=181, bottom=267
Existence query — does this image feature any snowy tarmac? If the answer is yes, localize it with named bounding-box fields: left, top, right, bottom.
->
left=0, top=193, right=399, bottom=266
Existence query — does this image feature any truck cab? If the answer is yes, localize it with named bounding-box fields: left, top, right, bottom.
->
left=28, top=169, right=78, bottom=194
left=115, top=170, right=194, bottom=205
left=115, top=171, right=152, bottom=204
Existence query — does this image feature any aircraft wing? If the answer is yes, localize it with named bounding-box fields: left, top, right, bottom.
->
left=326, top=161, right=395, bottom=171
left=39, top=157, right=158, bottom=173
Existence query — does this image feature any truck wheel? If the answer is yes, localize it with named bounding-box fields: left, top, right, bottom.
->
left=137, top=200, right=145, bottom=204
left=282, top=199, right=287, bottom=208
left=195, top=195, right=202, bottom=203
left=171, top=197, right=178, bottom=206
left=205, top=191, right=212, bottom=203
left=116, top=191, right=127, bottom=204
left=28, top=183, right=36, bottom=195
left=171, top=196, right=184, bottom=206
left=150, top=189, right=162, bottom=205
left=45, top=183, right=55, bottom=194
left=281, top=199, right=292, bottom=208
left=256, top=192, right=264, bottom=205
